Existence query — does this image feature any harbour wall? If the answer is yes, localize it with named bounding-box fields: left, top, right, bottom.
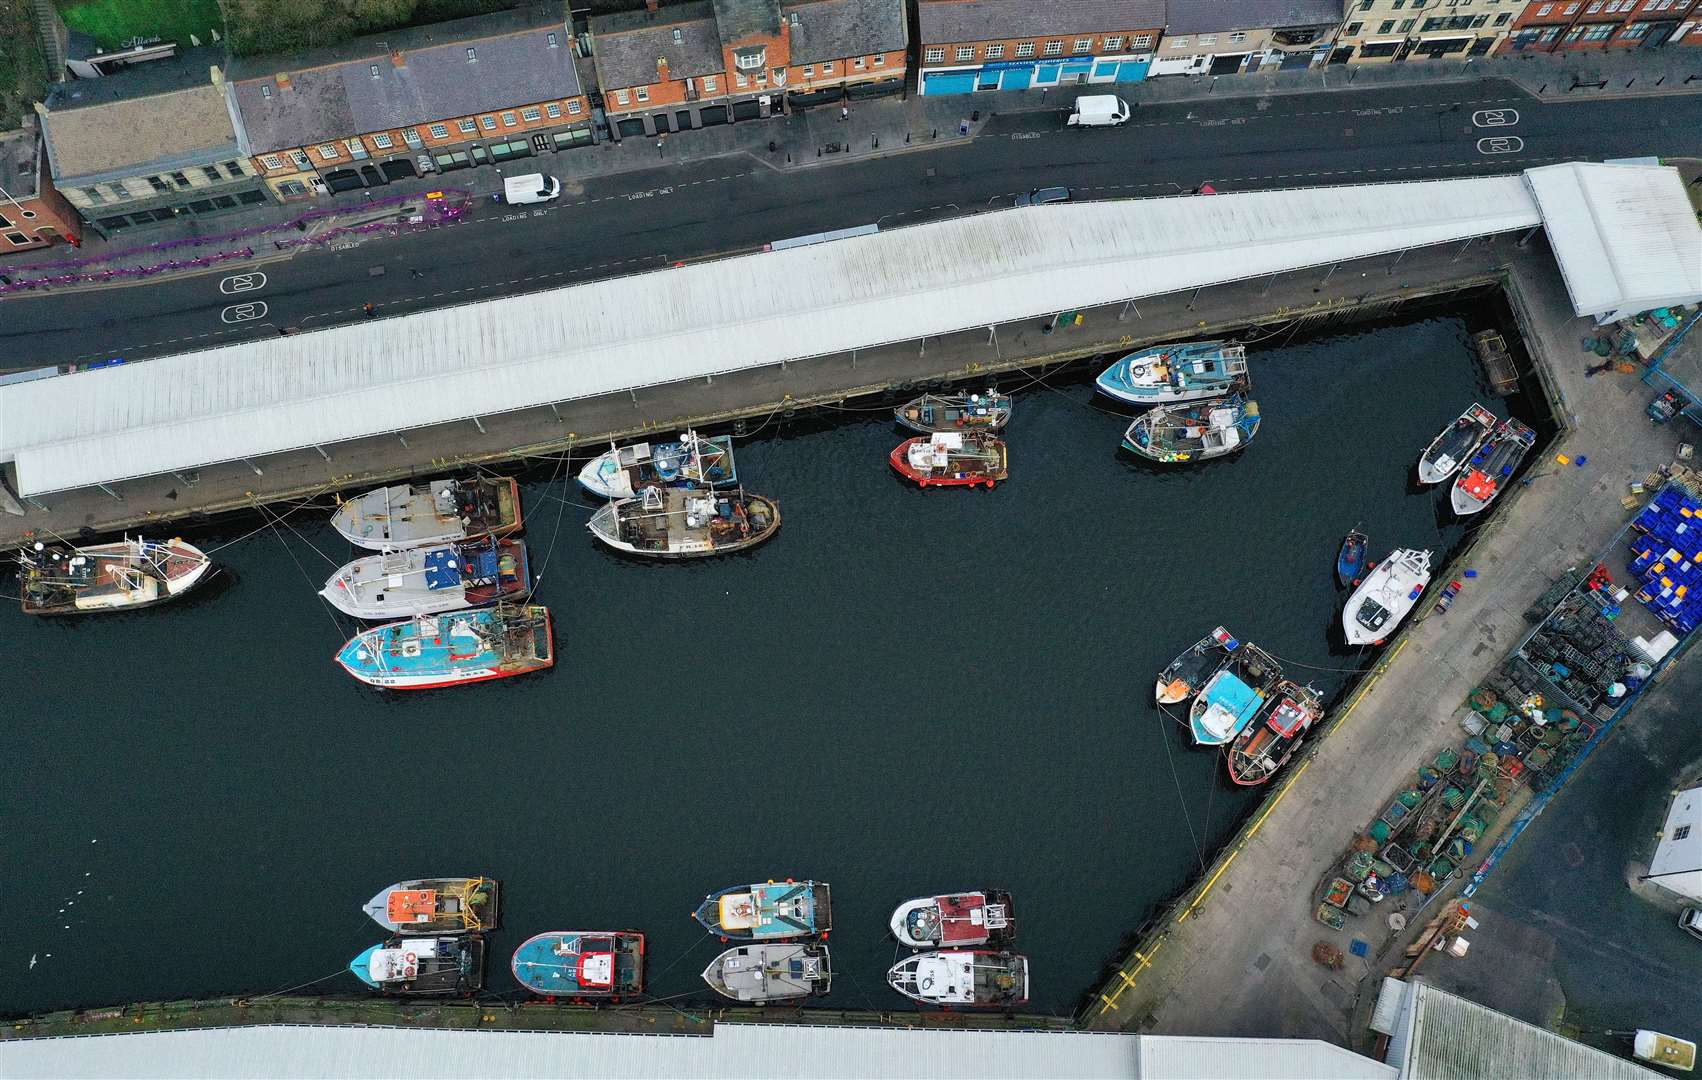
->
left=0, top=234, right=1524, bottom=549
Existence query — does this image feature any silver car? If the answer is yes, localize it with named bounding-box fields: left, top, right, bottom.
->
left=1015, top=186, right=1071, bottom=207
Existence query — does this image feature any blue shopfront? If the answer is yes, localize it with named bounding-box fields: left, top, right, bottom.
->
left=920, top=54, right=1151, bottom=96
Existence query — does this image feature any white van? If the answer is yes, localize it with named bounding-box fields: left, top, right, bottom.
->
left=1067, top=95, right=1131, bottom=128
left=502, top=173, right=561, bottom=205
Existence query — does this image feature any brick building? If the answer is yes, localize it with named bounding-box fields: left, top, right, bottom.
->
left=915, top=0, right=1166, bottom=95
left=1150, top=0, right=1344, bottom=76
left=0, top=125, right=82, bottom=254
left=1500, top=0, right=1702, bottom=52
left=35, top=46, right=273, bottom=240
left=1335, top=0, right=1518, bottom=62
left=589, top=0, right=905, bottom=138
left=228, top=5, right=595, bottom=201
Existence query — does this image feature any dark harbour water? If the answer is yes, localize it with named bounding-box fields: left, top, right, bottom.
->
left=1, top=304, right=1545, bottom=1018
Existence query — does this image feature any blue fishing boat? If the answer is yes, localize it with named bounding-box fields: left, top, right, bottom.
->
left=1096, top=341, right=1249, bottom=406
left=1188, top=643, right=1282, bottom=746
left=1336, top=528, right=1367, bottom=588
left=511, top=931, right=645, bottom=1000
left=349, top=935, right=484, bottom=996
left=694, top=880, right=832, bottom=940
left=334, top=604, right=554, bottom=690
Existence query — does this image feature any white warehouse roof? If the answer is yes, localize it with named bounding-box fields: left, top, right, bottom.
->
left=0, top=1022, right=1395, bottom=1080
left=1525, top=162, right=1702, bottom=323
left=4, top=162, right=1693, bottom=499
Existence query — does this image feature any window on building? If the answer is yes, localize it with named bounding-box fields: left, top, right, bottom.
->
left=1043, top=40, right=1063, bottom=55
left=547, top=31, right=559, bottom=47
left=1621, top=20, right=1650, bottom=35
left=1564, top=3, right=1579, bottom=11
left=1472, top=14, right=1488, bottom=25
left=1394, top=0, right=1406, bottom=7
left=1344, top=22, right=1362, bottom=34
left=317, top=144, right=338, bottom=160
left=545, top=102, right=561, bottom=118
left=500, top=111, right=516, bottom=125
left=822, top=61, right=834, bottom=73
left=982, top=44, right=1004, bottom=59
left=108, top=182, right=132, bottom=200
left=614, top=90, right=630, bottom=105
left=481, top=115, right=498, bottom=129
left=1676, top=825, right=1693, bottom=841
left=260, top=154, right=283, bottom=170
left=1422, top=17, right=1444, bottom=28
left=854, top=57, right=865, bottom=69
left=458, top=118, right=477, bottom=133
left=1586, top=0, right=1602, bottom=10
left=1400, top=17, right=1417, bottom=29
left=81, top=187, right=105, bottom=203
left=372, top=133, right=394, bottom=148
left=924, top=46, right=944, bottom=62
left=199, top=164, right=220, bottom=181
left=568, top=99, right=583, bottom=114
left=955, top=45, right=975, bottom=61
left=224, top=161, right=245, bottom=178
left=148, top=175, right=170, bottom=192
left=1229, top=30, right=1249, bottom=42
left=429, top=122, right=449, bottom=139
left=1073, top=38, right=1093, bottom=52
left=735, top=72, right=748, bottom=87
left=635, top=87, right=649, bottom=102
left=702, top=75, right=717, bottom=91
left=1198, top=34, right=1217, bottom=44
left=465, top=47, right=477, bottom=61
left=1168, top=36, right=1190, bottom=48
left=170, top=171, right=191, bottom=188
left=521, top=106, right=541, bottom=121
left=402, top=128, right=422, bottom=147
left=1360, top=0, right=1373, bottom=7
left=1495, top=11, right=1510, bottom=22
left=802, top=63, right=815, bottom=76
left=0, top=210, right=10, bottom=227
left=1015, top=41, right=1036, bottom=56
left=276, top=180, right=308, bottom=197
left=1537, top=2, right=1553, bottom=11
left=369, top=63, right=380, bottom=78
left=1131, top=33, right=1153, bottom=47
left=6, top=231, right=29, bottom=245
left=1380, top=19, right=1396, bottom=30
left=1103, top=35, right=1124, bottom=49
left=1583, top=20, right=1615, bottom=36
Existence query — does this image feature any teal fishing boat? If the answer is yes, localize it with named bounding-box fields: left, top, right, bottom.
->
left=511, top=931, right=645, bottom=1000
left=1188, top=643, right=1282, bottom=746
left=1096, top=341, right=1248, bottom=406
left=694, top=880, right=832, bottom=940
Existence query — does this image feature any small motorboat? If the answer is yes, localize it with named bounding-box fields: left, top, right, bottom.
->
left=1342, top=548, right=1432, bottom=646
left=1451, top=418, right=1536, bottom=516
left=889, top=891, right=1014, bottom=949
left=1095, top=341, right=1248, bottom=406
left=587, top=487, right=779, bottom=558
left=349, top=935, right=484, bottom=996
left=1228, top=683, right=1323, bottom=786
left=361, top=877, right=499, bottom=934
left=890, top=432, right=1008, bottom=488
left=895, top=390, right=1013, bottom=434
left=511, top=931, right=645, bottom=1000
left=576, top=432, right=736, bottom=500
left=1155, top=627, right=1240, bottom=705
left=16, top=536, right=212, bottom=615
left=334, top=604, right=555, bottom=690
left=331, top=476, right=521, bottom=551
left=1633, top=1029, right=1697, bottom=1073
left=1417, top=403, right=1496, bottom=485
left=321, top=538, right=529, bottom=620
left=701, top=942, right=832, bottom=1003
left=694, top=880, right=831, bottom=940
left=886, top=950, right=1029, bottom=1008
left=1189, top=643, right=1282, bottom=746
left=1336, top=528, right=1368, bottom=588
left=1122, top=395, right=1260, bottom=463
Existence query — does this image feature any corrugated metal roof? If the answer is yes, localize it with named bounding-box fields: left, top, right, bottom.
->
left=1393, top=981, right=1662, bottom=1080
left=1524, top=162, right=1702, bottom=322
left=0, top=1022, right=1141, bottom=1079
left=0, top=174, right=1549, bottom=498
left=1138, top=1035, right=1395, bottom=1079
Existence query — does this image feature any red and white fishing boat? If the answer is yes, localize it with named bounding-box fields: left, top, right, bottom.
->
left=1227, top=682, right=1323, bottom=786
left=889, top=891, right=1014, bottom=949
left=16, top=537, right=212, bottom=615
left=889, top=432, right=1008, bottom=489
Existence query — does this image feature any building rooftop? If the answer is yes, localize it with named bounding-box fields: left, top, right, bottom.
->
left=591, top=1, right=725, bottom=88
left=917, top=0, right=1168, bottom=43
left=42, top=45, right=221, bottom=109
left=227, top=5, right=579, bottom=154
left=715, top=0, right=782, bottom=43
left=784, top=0, right=907, bottom=64
left=1165, top=0, right=1343, bottom=35
left=0, top=128, right=43, bottom=200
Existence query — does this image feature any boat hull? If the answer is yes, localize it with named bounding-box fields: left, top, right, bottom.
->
left=361, top=878, right=500, bottom=934
left=18, top=538, right=213, bottom=616
left=320, top=539, right=530, bottom=620
left=886, top=950, right=1029, bottom=1008
left=1336, top=531, right=1367, bottom=588
left=587, top=490, right=780, bottom=559
left=512, top=931, right=646, bottom=1000
left=894, top=392, right=1013, bottom=435
left=1095, top=342, right=1248, bottom=407
left=889, top=891, right=1014, bottom=949
left=576, top=434, right=737, bottom=500
left=349, top=936, right=485, bottom=996
left=332, top=477, right=522, bottom=551
left=1341, top=550, right=1431, bottom=646
left=1448, top=419, right=1535, bottom=517
left=1416, top=404, right=1496, bottom=486
left=1155, top=627, right=1237, bottom=705
left=889, top=435, right=1008, bottom=488
left=1121, top=397, right=1259, bottom=463
left=701, top=943, right=832, bottom=1003
left=693, top=880, right=832, bottom=941
left=335, top=606, right=555, bottom=690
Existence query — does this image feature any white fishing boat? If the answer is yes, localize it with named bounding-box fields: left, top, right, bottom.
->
left=1416, top=403, right=1496, bottom=485
left=886, top=950, right=1029, bottom=1008
left=16, top=536, right=212, bottom=615
left=588, top=486, right=779, bottom=559
left=321, top=538, right=529, bottom=619
left=331, top=476, right=521, bottom=551
left=889, top=892, right=1014, bottom=949
left=701, top=943, right=832, bottom=1003
left=576, top=432, right=736, bottom=500
left=1342, top=548, right=1432, bottom=646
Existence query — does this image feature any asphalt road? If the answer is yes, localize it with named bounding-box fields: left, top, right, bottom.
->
left=3, top=78, right=1699, bottom=371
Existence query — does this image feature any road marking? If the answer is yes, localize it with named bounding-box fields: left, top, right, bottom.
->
left=1472, top=108, right=1519, bottom=128
left=218, top=272, right=267, bottom=295
left=220, top=301, right=267, bottom=323
left=1477, top=136, right=1525, bottom=154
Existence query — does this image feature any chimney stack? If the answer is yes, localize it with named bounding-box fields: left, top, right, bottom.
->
left=657, top=55, right=670, bottom=81
left=645, top=0, right=659, bottom=11
left=390, top=48, right=405, bottom=67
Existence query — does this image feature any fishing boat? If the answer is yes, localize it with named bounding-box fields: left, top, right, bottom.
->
left=693, top=880, right=832, bottom=940
left=1227, top=682, right=1323, bottom=786
left=331, top=476, right=521, bottom=551
left=361, top=878, right=499, bottom=935
left=1095, top=341, right=1248, bottom=406
left=1451, top=418, right=1536, bottom=516
left=889, top=891, right=1014, bottom=949
left=587, top=487, right=779, bottom=558
left=1121, top=395, right=1260, bottom=463
left=320, top=538, right=529, bottom=620
left=1336, top=528, right=1368, bottom=588
left=1189, top=643, right=1282, bottom=746
left=1342, top=548, right=1432, bottom=646
left=511, top=931, right=645, bottom=1000
left=334, top=604, right=554, bottom=690
left=16, top=537, right=212, bottom=615
left=1417, top=403, right=1496, bottom=485
left=886, top=950, right=1029, bottom=1009
left=349, top=935, right=484, bottom=996
left=895, top=390, right=1013, bottom=435
left=576, top=432, right=736, bottom=500
left=890, top=432, right=1009, bottom=488
left=701, top=943, right=832, bottom=1003
left=1156, top=627, right=1240, bottom=705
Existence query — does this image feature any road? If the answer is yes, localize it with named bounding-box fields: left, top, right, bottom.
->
left=3, top=78, right=1699, bottom=371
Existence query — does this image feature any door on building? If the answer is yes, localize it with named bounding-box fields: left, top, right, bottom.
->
left=675, top=110, right=694, bottom=130
left=654, top=112, right=671, bottom=134
left=977, top=70, right=1000, bottom=90
left=616, top=117, right=646, bottom=138
left=324, top=169, right=363, bottom=192
left=359, top=164, right=385, bottom=186
left=699, top=104, right=729, bottom=126
left=731, top=99, right=761, bottom=121
left=1329, top=46, right=1354, bottom=64
left=380, top=158, right=416, bottom=181
left=1394, top=39, right=1417, bottom=60
left=1642, top=23, right=1674, bottom=47
left=1209, top=53, right=1245, bottom=74
left=531, top=133, right=550, bottom=153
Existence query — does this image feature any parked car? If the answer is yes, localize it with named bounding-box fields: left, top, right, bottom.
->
left=1681, top=906, right=1702, bottom=941
left=1016, top=186, right=1071, bottom=207
left=501, top=173, right=561, bottom=205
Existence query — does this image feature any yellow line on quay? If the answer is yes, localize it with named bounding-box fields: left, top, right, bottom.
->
left=1177, top=637, right=1410, bottom=925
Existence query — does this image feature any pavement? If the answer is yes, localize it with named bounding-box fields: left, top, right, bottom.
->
left=1081, top=237, right=1697, bottom=1045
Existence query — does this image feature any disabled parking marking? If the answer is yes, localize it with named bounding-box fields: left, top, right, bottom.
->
left=1471, top=109, right=1519, bottom=128
left=220, top=301, right=268, bottom=323
left=1477, top=136, right=1524, bottom=155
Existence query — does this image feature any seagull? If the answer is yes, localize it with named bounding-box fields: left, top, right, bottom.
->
left=29, top=953, right=37, bottom=970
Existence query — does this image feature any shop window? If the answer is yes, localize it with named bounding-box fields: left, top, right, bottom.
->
left=276, top=180, right=308, bottom=196
left=97, top=216, right=130, bottom=229
left=189, top=199, right=215, bottom=213
left=212, top=195, right=238, bottom=209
